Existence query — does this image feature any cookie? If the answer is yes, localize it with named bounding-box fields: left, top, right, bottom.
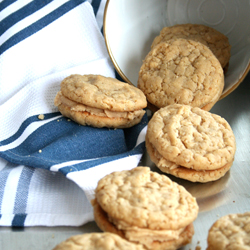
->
left=92, top=166, right=199, bottom=250
left=52, top=232, right=145, bottom=250
left=151, top=23, right=231, bottom=69
left=146, top=136, right=232, bottom=183
left=146, top=104, right=236, bottom=182
left=206, top=212, right=250, bottom=250
left=138, top=39, right=224, bottom=110
left=92, top=199, right=195, bottom=250
left=54, top=74, right=147, bottom=128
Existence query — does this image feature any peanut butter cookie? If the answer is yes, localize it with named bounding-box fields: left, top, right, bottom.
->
left=146, top=104, right=236, bottom=182
left=54, top=74, right=147, bottom=128
left=151, top=23, right=231, bottom=69
left=207, top=212, right=250, bottom=250
left=138, top=39, right=224, bottom=110
left=53, top=232, right=145, bottom=250
left=92, top=167, right=199, bottom=250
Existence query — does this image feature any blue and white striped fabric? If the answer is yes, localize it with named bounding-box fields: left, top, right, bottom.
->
left=0, top=0, right=148, bottom=227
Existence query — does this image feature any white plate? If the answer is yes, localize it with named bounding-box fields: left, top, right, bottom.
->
left=103, top=0, right=250, bottom=99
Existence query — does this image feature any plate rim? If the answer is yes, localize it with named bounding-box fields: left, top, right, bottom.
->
left=103, top=0, right=250, bottom=100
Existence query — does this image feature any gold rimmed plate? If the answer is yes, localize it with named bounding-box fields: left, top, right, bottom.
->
left=103, top=0, right=250, bottom=99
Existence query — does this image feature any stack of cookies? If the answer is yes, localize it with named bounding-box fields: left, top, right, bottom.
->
left=92, top=167, right=199, bottom=250
left=138, top=23, right=231, bottom=111
left=54, top=74, right=147, bottom=128
left=146, top=104, right=236, bottom=183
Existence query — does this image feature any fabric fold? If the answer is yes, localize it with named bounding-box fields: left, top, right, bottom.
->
left=0, top=0, right=148, bottom=227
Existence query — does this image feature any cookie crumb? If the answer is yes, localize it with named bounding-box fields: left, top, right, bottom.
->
left=38, top=114, right=45, bottom=120
left=195, top=246, right=201, bottom=250
left=67, top=119, right=71, bottom=122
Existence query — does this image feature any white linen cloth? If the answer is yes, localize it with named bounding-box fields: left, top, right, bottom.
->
left=0, top=0, right=147, bottom=227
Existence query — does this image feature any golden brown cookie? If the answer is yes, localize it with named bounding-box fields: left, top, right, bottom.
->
left=206, top=212, right=250, bottom=250
left=146, top=135, right=232, bottom=183
left=54, top=74, right=147, bottom=128
left=52, top=232, right=145, bottom=250
left=92, top=199, right=195, bottom=250
left=151, top=23, right=231, bottom=69
left=146, top=104, right=236, bottom=182
left=138, top=39, right=224, bottom=110
left=92, top=167, right=199, bottom=250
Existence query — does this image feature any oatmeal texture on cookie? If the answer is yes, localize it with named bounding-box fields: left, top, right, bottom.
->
left=61, top=74, right=147, bottom=112
left=138, top=39, right=224, bottom=110
left=146, top=104, right=236, bottom=171
left=151, top=23, right=231, bottom=68
left=52, top=232, right=145, bottom=250
left=207, top=212, right=250, bottom=250
left=54, top=74, right=147, bottom=128
left=146, top=135, right=233, bottom=183
left=95, top=167, right=198, bottom=231
left=92, top=198, right=195, bottom=250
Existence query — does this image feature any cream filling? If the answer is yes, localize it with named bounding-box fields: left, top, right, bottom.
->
left=108, top=215, right=185, bottom=246
left=54, top=91, right=144, bottom=120
left=124, top=226, right=186, bottom=246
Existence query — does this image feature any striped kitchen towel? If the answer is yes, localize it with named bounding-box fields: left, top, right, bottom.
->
left=0, top=0, right=147, bottom=227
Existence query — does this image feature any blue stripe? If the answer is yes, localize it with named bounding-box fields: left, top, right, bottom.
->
left=0, top=162, right=15, bottom=211
left=0, top=0, right=86, bottom=55
left=13, top=167, right=34, bottom=214
left=91, top=0, right=101, bottom=15
left=59, top=141, right=145, bottom=175
left=12, top=214, right=27, bottom=227
left=0, top=0, right=17, bottom=12
left=0, top=0, right=54, bottom=36
left=0, top=112, right=60, bottom=146
left=123, top=112, right=147, bottom=149
left=0, top=115, right=136, bottom=169
left=0, top=112, right=147, bottom=172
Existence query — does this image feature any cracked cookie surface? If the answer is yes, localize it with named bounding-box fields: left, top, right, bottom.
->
left=52, top=232, right=145, bottom=250
left=146, top=104, right=236, bottom=172
left=138, top=39, right=224, bottom=110
left=61, top=74, right=147, bottom=112
left=146, top=135, right=233, bottom=183
left=207, top=212, right=250, bottom=250
left=151, top=23, right=231, bottom=69
left=92, top=199, right=195, bottom=250
left=95, top=167, right=198, bottom=231
left=54, top=74, right=147, bottom=128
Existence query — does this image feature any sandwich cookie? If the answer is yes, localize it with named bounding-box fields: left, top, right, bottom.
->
left=92, top=167, right=199, bottom=250
left=54, top=74, right=147, bottom=128
left=146, top=104, right=236, bottom=183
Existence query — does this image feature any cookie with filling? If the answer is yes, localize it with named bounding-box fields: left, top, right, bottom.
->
left=92, top=167, right=199, bottom=250
left=146, top=104, right=236, bottom=182
left=54, top=74, right=147, bottom=128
